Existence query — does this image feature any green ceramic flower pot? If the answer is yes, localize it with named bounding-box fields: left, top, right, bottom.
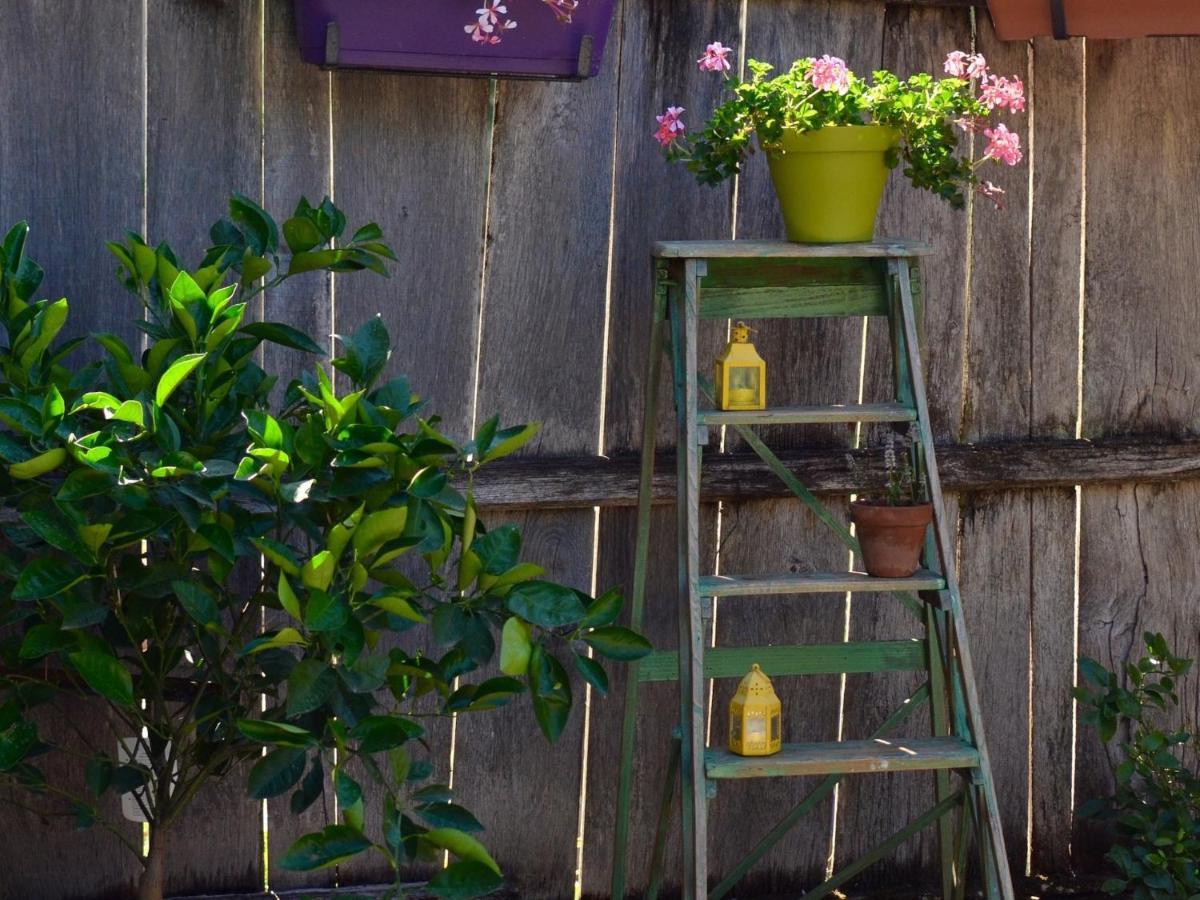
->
left=765, top=124, right=899, bottom=243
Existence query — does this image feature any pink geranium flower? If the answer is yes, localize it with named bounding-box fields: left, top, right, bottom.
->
left=698, top=41, right=734, bottom=73
left=654, top=106, right=686, bottom=147
left=976, top=180, right=1006, bottom=209
left=980, top=75, right=1025, bottom=112
left=807, top=55, right=850, bottom=95
left=983, top=124, right=1022, bottom=166
left=944, top=51, right=969, bottom=77
left=966, top=53, right=988, bottom=80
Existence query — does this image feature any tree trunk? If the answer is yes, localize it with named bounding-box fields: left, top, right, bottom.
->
left=137, top=826, right=168, bottom=900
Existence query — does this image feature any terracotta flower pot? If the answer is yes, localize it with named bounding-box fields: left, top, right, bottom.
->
left=987, top=0, right=1200, bottom=40
left=850, top=501, right=933, bottom=578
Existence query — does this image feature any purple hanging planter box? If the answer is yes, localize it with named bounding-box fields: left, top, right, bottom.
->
left=294, top=0, right=617, bottom=79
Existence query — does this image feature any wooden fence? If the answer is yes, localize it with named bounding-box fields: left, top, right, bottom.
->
left=1, top=0, right=1198, bottom=897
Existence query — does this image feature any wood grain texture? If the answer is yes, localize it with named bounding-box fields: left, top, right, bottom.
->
left=580, top=0, right=740, bottom=895
left=1076, top=37, right=1200, bottom=870
left=261, top=0, right=337, bottom=890
left=706, top=1, right=887, bottom=891
left=1027, top=35, right=1085, bottom=875
left=952, top=16, right=1035, bottom=877
left=467, top=435, right=1200, bottom=509
left=450, top=28, right=621, bottom=894
left=146, top=0, right=265, bottom=893
left=0, top=2, right=145, bottom=897
left=837, top=5, right=971, bottom=888
left=706, top=737, right=978, bottom=779
left=331, top=71, right=490, bottom=439
left=329, top=58, right=491, bottom=890
left=655, top=239, right=933, bottom=258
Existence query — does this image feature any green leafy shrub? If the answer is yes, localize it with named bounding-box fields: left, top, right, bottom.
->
left=0, top=197, right=647, bottom=900
left=1075, top=633, right=1200, bottom=899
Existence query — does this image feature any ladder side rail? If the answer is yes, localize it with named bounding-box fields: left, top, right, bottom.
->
left=611, top=262, right=671, bottom=899
left=892, top=257, right=1015, bottom=900
left=669, top=259, right=708, bottom=899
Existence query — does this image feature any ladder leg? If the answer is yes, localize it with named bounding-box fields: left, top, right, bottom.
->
left=676, top=259, right=707, bottom=899
left=646, top=731, right=682, bottom=900
left=892, top=258, right=1015, bottom=900
left=925, top=603, right=957, bottom=900
left=611, top=267, right=669, bottom=899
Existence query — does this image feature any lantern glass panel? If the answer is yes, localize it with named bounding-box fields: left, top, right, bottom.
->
left=727, top=367, right=761, bottom=407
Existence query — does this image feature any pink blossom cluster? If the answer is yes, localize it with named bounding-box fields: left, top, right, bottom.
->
left=807, top=54, right=850, bottom=95
left=697, top=41, right=733, bottom=73
left=979, top=74, right=1026, bottom=112
left=944, top=50, right=988, bottom=80
left=983, top=124, right=1022, bottom=166
left=465, top=1, right=517, bottom=44
left=654, top=106, right=686, bottom=148
left=464, top=0, right=579, bottom=45
left=542, top=0, right=579, bottom=24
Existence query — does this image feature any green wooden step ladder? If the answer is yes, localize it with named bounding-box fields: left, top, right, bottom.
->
left=610, top=240, right=1015, bottom=900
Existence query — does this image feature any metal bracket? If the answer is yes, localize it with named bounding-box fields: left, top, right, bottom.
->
left=576, top=34, right=593, bottom=79
left=1049, top=0, right=1068, bottom=39
left=323, top=20, right=340, bottom=69
left=696, top=425, right=710, bottom=446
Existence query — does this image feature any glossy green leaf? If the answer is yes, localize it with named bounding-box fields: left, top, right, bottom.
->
left=68, top=650, right=134, bottom=707
left=155, top=353, right=206, bottom=407
left=247, top=747, right=307, bottom=799
left=279, top=824, right=371, bottom=871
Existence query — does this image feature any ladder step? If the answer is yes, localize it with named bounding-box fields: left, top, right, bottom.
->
left=698, top=401, right=917, bottom=427
left=705, top=737, right=979, bottom=780
left=637, top=640, right=925, bottom=683
left=700, top=569, right=945, bottom=598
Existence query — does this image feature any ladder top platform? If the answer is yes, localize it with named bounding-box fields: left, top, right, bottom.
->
left=652, top=239, right=934, bottom=260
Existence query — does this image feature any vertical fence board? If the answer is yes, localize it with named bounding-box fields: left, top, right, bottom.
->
left=1077, top=37, right=1200, bottom=869
left=1028, top=34, right=1086, bottom=875
left=146, top=0, right=266, bottom=893
left=450, top=39, right=620, bottom=894
left=0, top=1, right=145, bottom=896
left=580, top=0, right=740, bottom=895
left=710, top=3, right=886, bottom=891
left=954, top=18, right=1035, bottom=877
left=330, top=66, right=492, bottom=886
left=262, top=0, right=337, bottom=889
left=837, top=4, right=971, bottom=888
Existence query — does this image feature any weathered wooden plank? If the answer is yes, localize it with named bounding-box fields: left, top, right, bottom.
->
left=699, top=402, right=916, bottom=426
left=698, top=284, right=891, bottom=319
left=638, top=640, right=927, bottom=682
left=953, top=16, right=1036, bottom=879
left=700, top=569, right=944, bottom=597
left=837, top=3, right=973, bottom=888
left=466, top=434, right=1200, bottom=508
left=706, top=737, right=978, bottom=779
left=146, top=0, right=265, bottom=894
left=261, top=0, right=337, bottom=889
left=1027, top=34, right=1086, bottom=875
left=655, top=239, right=932, bottom=258
left=1076, top=36, right=1200, bottom=870
left=449, top=26, right=621, bottom=894
left=329, top=59, right=491, bottom=889
left=0, top=3, right=144, bottom=897
left=579, top=0, right=740, bottom=895
left=704, top=3, right=888, bottom=893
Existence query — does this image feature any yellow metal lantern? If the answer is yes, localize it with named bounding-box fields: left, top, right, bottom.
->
left=728, top=663, right=782, bottom=756
left=715, top=321, right=766, bottom=410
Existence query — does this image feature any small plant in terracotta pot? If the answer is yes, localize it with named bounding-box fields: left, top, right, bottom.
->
left=850, top=433, right=933, bottom=578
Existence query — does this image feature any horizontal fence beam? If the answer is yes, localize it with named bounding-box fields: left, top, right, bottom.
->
left=471, top=435, right=1200, bottom=510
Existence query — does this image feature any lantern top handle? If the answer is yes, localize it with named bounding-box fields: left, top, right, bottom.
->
left=731, top=321, right=757, bottom=343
